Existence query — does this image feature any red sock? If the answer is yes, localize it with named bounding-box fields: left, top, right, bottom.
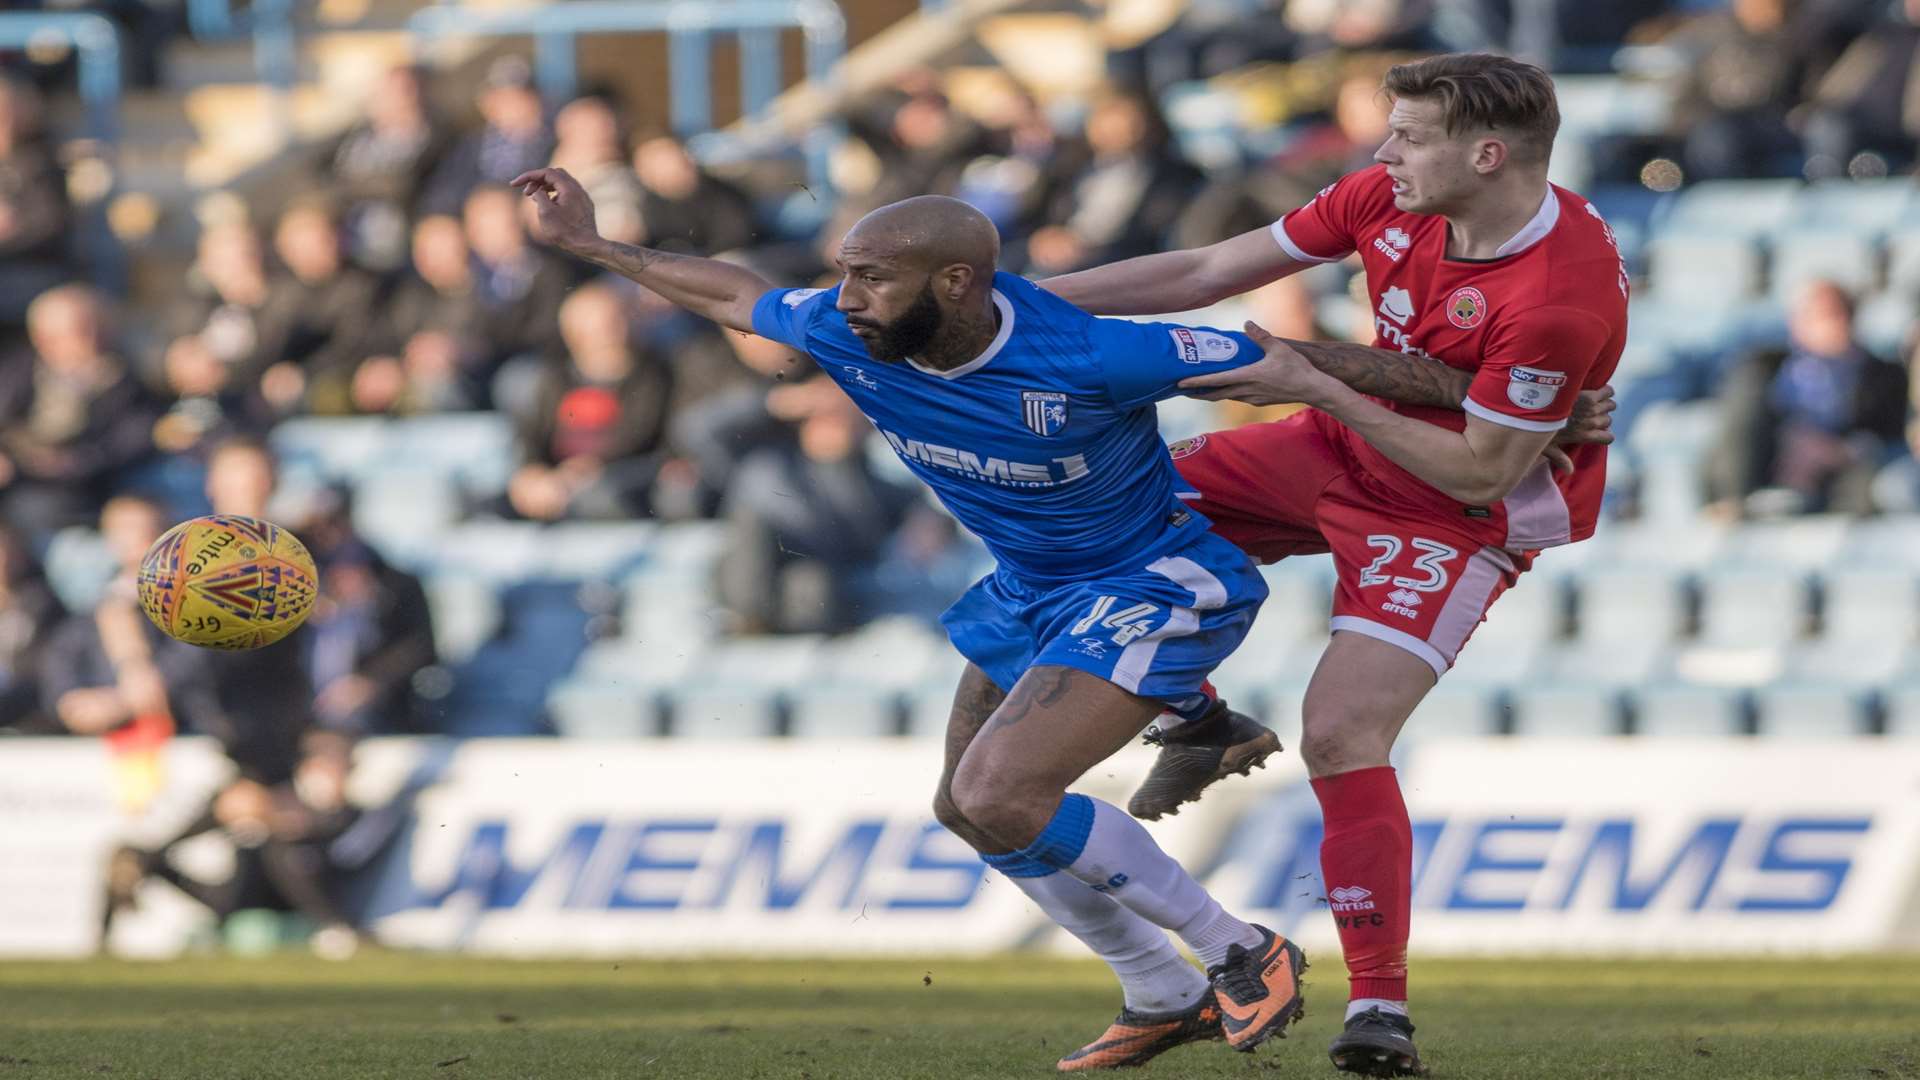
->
left=1310, top=765, right=1412, bottom=1003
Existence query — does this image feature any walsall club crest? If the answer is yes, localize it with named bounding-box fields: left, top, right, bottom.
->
left=1447, top=286, right=1487, bottom=329
left=1022, top=390, right=1069, bottom=437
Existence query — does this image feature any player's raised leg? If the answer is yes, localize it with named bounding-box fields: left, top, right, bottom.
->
left=1298, top=632, right=1433, bottom=1078
left=930, top=664, right=1221, bottom=1070
left=949, top=664, right=1306, bottom=1053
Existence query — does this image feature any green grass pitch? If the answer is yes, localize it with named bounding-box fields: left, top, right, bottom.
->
left=1, top=952, right=1916, bottom=1078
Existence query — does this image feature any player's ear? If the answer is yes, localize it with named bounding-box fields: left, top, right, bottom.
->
left=937, top=263, right=973, bottom=299
left=1473, top=135, right=1508, bottom=175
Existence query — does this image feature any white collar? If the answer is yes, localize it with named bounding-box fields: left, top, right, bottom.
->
left=1492, top=187, right=1561, bottom=258
left=907, top=289, right=1015, bottom=379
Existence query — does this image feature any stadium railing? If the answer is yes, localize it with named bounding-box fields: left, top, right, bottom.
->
left=0, top=12, right=121, bottom=142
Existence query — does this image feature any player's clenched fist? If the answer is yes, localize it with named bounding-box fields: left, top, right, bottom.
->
left=513, top=167, right=600, bottom=254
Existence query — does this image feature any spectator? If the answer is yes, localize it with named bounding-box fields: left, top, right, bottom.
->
left=663, top=318, right=807, bottom=518
left=551, top=95, right=644, bottom=244
left=351, top=215, right=486, bottom=415
left=422, top=56, right=554, bottom=215
left=0, top=286, right=162, bottom=541
left=1803, top=0, right=1920, bottom=176
left=1704, top=280, right=1908, bottom=516
left=158, top=221, right=278, bottom=438
left=1667, top=0, right=1809, bottom=180
left=260, top=202, right=381, bottom=417
left=862, top=86, right=994, bottom=206
left=0, top=78, right=71, bottom=329
left=319, top=64, right=450, bottom=270
left=0, top=523, right=57, bottom=733
left=715, top=379, right=924, bottom=634
left=464, top=184, right=568, bottom=365
left=104, top=728, right=376, bottom=960
left=507, top=284, right=673, bottom=521
left=294, top=490, right=437, bottom=735
left=1023, top=87, right=1204, bottom=275
left=632, top=131, right=758, bottom=255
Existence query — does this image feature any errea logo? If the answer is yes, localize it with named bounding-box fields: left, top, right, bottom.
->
left=1329, top=885, right=1377, bottom=912
left=1373, top=227, right=1412, bottom=262
left=1382, top=588, right=1422, bottom=619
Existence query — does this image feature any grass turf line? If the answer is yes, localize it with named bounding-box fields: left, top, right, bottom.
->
left=0, top=953, right=1916, bottom=1079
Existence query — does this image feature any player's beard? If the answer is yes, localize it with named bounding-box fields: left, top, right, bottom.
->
left=858, top=281, right=943, bottom=363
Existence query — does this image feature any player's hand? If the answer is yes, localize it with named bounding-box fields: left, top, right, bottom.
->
left=1180, top=321, right=1342, bottom=407
left=1560, top=384, right=1615, bottom=446
left=512, top=167, right=600, bottom=253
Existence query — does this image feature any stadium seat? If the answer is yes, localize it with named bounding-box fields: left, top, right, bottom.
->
left=387, top=413, right=517, bottom=496
left=1884, top=231, right=1920, bottom=297
left=1626, top=298, right=1746, bottom=354
left=1819, top=567, right=1920, bottom=644
left=574, top=637, right=708, bottom=692
left=1611, top=342, right=1674, bottom=383
left=1571, top=565, right=1689, bottom=646
left=431, top=521, right=546, bottom=582
left=1788, top=178, right=1915, bottom=236
left=1720, top=517, right=1849, bottom=572
left=1769, top=231, right=1879, bottom=303
left=1694, top=567, right=1813, bottom=647
left=268, top=417, right=388, bottom=480
left=1751, top=682, right=1874, bottom=737
left=1853, top=292, right=1916, bottom=356
left=537, top=522, right=657, bottom=581
left=350, top=468, right=461, bottom=567
left=1647, top=233, right=1762, bottom=307
left=813, top=618, right=946, bottom=690
left=1631, top=683, right=1748, bottom=736
left=1842, top=519, right=1920, bottom=570
left=423, top=575, right=502, bottom=665
left=1402, top=682, right=1501, bottom=738
left=1551, top=76, right=1675, bottom=138
left=1652, top=179, right=1800, bottom=238
left=1508, top=683, right=1626, bottom=736
left=546, top=677, right=661, bottom=737
left=1882, top=683, right=1920, bottom=737
left=786, top=686, right=903, bottom=738
left=904, top=682, right=959, bottom=739
left=40, top=526, right=114, bottom=614
left=1464, top=572, right=1566, bottom=650
left=668, top=685, right=781, bottom=737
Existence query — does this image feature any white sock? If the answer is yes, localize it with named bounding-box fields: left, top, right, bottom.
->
left=1347, top=998, right=1409, bottom=1021
left=1058, top=797, right=1262, bottom=968
left=1008, top=870, right=1208, bottom=1014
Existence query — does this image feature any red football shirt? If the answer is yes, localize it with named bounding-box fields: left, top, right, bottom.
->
left=1271, top=163, right=1627, bottom=548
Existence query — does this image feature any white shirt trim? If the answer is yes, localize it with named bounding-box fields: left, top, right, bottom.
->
left=907, top=290, right=1015, bottom=379
left=1462, top=396, right=1568, bottom=433
left=1269, top=219, right=1345, bottom=264
left=1493, top=188, right=1561, bottom=258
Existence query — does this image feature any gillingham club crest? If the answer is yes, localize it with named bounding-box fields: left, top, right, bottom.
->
left=1447, top=286, right=1487, bottom=329
left=1021, top=390, right=1069, bottom=437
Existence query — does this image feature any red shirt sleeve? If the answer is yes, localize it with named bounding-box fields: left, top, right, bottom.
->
left=1463, top=306, right=1613, bottom=432
left=1269, top=165, right=1391, bottom=264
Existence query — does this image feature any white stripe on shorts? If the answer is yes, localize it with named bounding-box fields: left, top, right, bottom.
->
left=1109, top=556, right=1230, bottom=693
left=1426, top=546, right=1514, bottom=664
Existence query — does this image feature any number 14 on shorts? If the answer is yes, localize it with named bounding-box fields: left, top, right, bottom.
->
left=1072, top=596, right=1161, bottom=646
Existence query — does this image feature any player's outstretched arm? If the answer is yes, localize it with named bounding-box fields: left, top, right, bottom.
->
left=1039, top=226, right=1308, bottom=315
left=1187, top=323, right=1567, bottom=505
left=513, top=167, right=771, bottom=333
left=1282, top=339, right=1614, bottom=447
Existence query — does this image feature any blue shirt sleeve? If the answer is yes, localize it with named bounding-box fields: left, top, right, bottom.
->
left=751, top=287, right=833, bottom=354
left=1091, top=318, right=1263, bottom=409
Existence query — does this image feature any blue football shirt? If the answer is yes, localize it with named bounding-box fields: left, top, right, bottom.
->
left=750, top=272, right=1262, bottom=582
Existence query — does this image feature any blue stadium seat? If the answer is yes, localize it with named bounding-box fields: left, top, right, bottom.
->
left=1508, top=684, right=1625, bottom=736
left=41, top=526, right=114, bottom=614
left=1631, top=683, right=1748, bottom=736
left=1752, top=682, right=1874, bottom=737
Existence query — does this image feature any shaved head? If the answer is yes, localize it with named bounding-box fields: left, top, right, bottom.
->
left=834, top=196, right=1003, bottom=366
left=842, top=195, right=999, bottom=279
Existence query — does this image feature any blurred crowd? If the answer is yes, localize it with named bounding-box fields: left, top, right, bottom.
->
left=4, top=0, right=1920, bottom=746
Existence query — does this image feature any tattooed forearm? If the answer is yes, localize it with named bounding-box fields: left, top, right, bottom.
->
left=1285, top=338, right=1473, bottom=410
left=572, top=236, right=771, bottom=332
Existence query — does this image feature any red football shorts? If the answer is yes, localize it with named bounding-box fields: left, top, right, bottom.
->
left=1171, top=410, right=1533, bottom=677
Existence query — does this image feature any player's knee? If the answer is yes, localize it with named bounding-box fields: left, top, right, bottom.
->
left=948, top=768, right=1046, bottom=848
left=1298, top=718, right=1388, bottom=776
left=931, top=787, right=969, bottom=833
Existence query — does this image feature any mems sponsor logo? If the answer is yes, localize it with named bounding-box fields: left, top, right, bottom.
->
left=881, top=430, right=1090, bottom=488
